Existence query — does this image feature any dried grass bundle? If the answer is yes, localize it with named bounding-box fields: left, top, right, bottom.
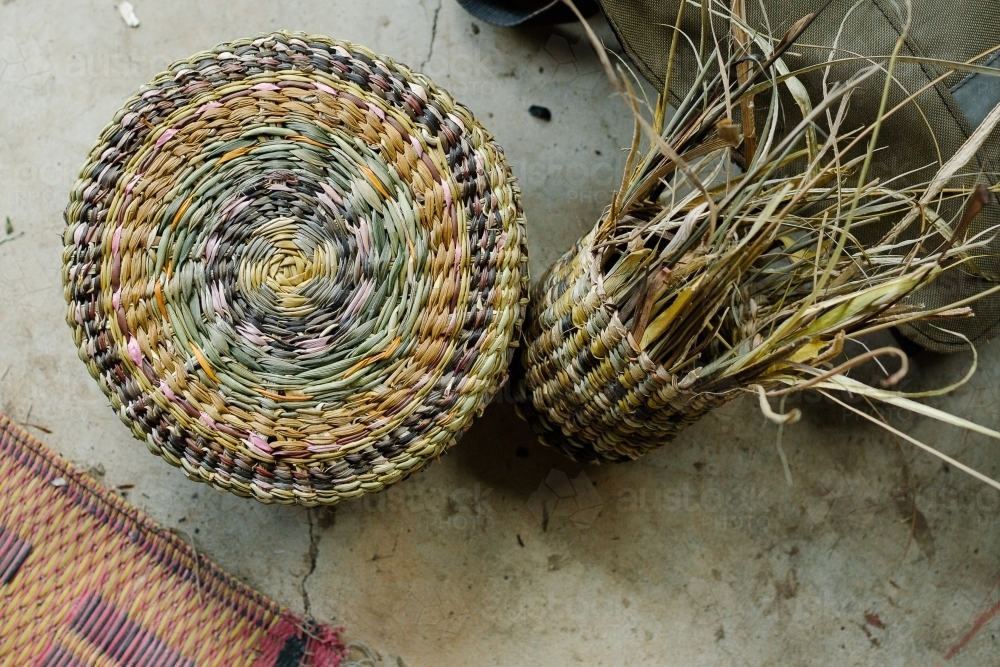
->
left=518, top=0, right=1000, bottom=488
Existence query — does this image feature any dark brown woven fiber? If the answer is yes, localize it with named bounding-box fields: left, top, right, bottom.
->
left=63, top=32, right=528, bottom=505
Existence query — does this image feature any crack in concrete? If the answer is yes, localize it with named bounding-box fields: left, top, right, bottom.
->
left=0, top=231, right=24, bottom=247
left=301, top=509, right=319, bottom=618
left=420, top=0, right=442, bottom=70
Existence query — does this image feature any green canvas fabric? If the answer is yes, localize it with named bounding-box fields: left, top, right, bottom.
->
left=597, top=0, right=1000, bottom=352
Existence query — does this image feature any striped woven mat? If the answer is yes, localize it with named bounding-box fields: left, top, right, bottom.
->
left=0, top=415, right=346, bottom=666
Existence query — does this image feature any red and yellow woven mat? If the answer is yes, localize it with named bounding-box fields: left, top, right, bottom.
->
left=0, top=414, right=346, bottom=666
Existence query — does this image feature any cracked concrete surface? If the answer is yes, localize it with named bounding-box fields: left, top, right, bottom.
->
left=302, top=509, right=320, bottom=618
left=2, top=0, right=1000, bottom=665
left=420, top=0, right=443, bottom=69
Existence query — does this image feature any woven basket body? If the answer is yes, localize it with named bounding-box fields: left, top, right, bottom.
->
left=517, top=233, right=736, bottom=463
left=63, top=32, right=528, bottom=505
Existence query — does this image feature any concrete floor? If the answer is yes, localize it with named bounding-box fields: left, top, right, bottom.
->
left=2, top=1, right=1000, bottom=665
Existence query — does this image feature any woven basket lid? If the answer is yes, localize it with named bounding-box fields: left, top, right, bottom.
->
left=63, top=32, right=528, bottom=505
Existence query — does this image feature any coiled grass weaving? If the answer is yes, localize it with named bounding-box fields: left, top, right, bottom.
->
left=63, top=32, right=528, bottom=505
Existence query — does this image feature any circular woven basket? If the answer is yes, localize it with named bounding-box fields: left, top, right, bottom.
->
left=516, top=231, right=735, bottom=464
left=63, top=32, right=528, bottom=505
